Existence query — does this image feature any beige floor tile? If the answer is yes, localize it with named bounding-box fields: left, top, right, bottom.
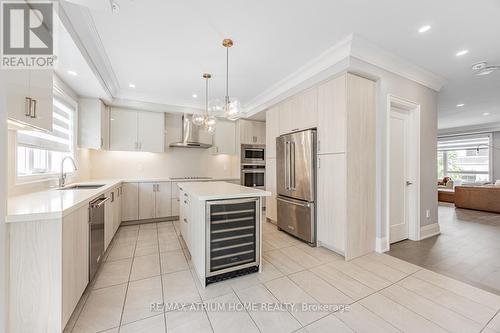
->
left=303, top=313, right=354, bottom=332
left=381, top=284, right=482, bottom=333
left=235, top=284, right=302, bottom=333
left=288, top=270, right=353, bottom=305
left=204, top=292, right=259, bottom=333
left=107, top=243, right=136, bottom=262
left=265, top=276, right=329, bottom=326
left=263, top=240, right=277, bottom=252
left=165, top=310, right=213, bottom=333
left=351, top=255, right=409, bottom=283
left=162, top=270, right=200, bottom=304
left=487, top=311, right=500, bottom=332
left=122, top=275, right=163, bottom=324
left=334, top=303, right=400, bottom=333
left=160, top=249, right=188, bottom=274
left=263, top=249, right=306, bottom=275
left=100, top=328, right=119, bottom=333
left=413, top=269, right=500, bottom=310
left=72, top=284, right=127, bottom=333
left=159, top=234, right=182, bottom=252
left=309, top=265, right=374, bottom=301
left=398, top=276, right=497, bottom=325
left=326, top=261, right=392, bottom=291
left=139, top=223, right=158, bottom=230
left=130, top=253, right=161, bottom=281
left=364, top=253, right=421, bottom=275
left=135, top=239, right=159, bottom=257
left=119, top=314, right=166, bottom=333
left=293, top=243, right=343, bottom=264
left=359, top=293, right=448, bottom=333
left=93, top=258, right=132, bottom=289
left=279, top=246, right=324, bottom=269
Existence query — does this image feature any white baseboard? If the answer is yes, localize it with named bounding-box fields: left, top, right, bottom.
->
left=419, top=223, right=440, bottom=240
left=375, top=236, right=389, bottom=253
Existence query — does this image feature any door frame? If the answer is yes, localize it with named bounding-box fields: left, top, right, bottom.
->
left=385, top=95, right=421, bottom=250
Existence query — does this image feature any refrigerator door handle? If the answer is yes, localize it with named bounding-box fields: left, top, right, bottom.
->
left=277, top=196, right=311, bottom=208
left=291, top=141, right=296, bottom=190
left=285, top=141, right=290, bottom=190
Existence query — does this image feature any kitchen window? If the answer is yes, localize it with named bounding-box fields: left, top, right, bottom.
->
left=16, top=93, right=76, bottom=178
left=437, top=133, right=492, bottom=184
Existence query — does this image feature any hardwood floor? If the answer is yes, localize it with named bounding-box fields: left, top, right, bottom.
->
left=388, top=203, right=500, bottom=296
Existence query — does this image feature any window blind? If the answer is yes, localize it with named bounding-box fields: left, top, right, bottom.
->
left=437, top=134, right=490, bottom=152
left=17, top=96, right=75, bottom=153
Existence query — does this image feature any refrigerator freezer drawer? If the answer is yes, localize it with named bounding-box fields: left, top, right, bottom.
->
left=277, top=196, right=315, bottom=245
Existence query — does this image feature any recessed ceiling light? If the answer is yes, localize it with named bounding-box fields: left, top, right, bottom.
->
left=455, top=49, right=469, bottom=57
left=67, top=70, right=77, bottom=76
left=418, top=25, right=431, bottom=33
left=192, top=94, right=198, bottom=99
left=128, top=83, right=136, bottom=88
left=456, top=103, right=465, bottom=107
left=483, top=112, right=490, bottom=116
left=477, top=66, right=499, bottom=76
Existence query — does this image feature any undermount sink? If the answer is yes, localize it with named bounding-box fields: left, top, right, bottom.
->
left=58, top=184, right=105, bottom=190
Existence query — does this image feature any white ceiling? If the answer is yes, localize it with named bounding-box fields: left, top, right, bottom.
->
left=64, top=0, right=500, bottom=129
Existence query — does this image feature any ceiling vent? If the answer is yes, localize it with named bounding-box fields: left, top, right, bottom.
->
left=471, top=62, right=499, bottom=76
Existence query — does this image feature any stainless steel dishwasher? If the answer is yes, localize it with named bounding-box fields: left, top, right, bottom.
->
left=89, top=195, right=109, bottom=281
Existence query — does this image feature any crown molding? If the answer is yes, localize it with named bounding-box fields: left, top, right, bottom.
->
left=350, top=35, right=447, bottom=92
left=438, top=122, right=500, bottom=136
left=110, top=98, right=203, bottom=114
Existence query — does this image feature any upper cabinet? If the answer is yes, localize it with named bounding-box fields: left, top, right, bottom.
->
left=5, top=69, right=53, bottom=132
left=212, top=119, right=236, bottom=155
left=278, top=86, right=318, bottom=135
left=238, top=119, right=265, bottom=145
left=110, top=107, right=165, bottom=152
left=78, top=98, right=109, bottom=150
left=265, top=105, right=280, bottom=158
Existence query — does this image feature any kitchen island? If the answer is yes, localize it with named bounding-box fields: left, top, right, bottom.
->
left=177, top=181, right=271, bottom=287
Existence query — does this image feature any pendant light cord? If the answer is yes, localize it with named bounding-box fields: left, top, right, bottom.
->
left=226, top=46, right=229, bottom=107
left=205, top=76, right=209, bottom=116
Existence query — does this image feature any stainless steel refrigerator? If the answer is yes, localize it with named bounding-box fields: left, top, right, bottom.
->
left=276, top=129, right=316, bottom=245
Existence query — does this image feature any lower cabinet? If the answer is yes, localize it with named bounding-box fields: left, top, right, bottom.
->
left=105, top=186, right=122, bottom=250
left=122, top=182, right=139, bottom=221
left=178, top=187, right=191, bottom=248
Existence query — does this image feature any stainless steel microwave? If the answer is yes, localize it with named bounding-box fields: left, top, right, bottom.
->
left=241, top=144, right=265, bottom=164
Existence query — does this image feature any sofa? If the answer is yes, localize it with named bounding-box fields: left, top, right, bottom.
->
left=437, top=178, right=462, bottom=203
left=455, top=185, right=500, bottom=213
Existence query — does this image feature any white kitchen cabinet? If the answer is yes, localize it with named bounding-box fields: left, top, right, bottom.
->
left=266, top=158, right=277, bottom=195
left=5, top=69, right=53, bottom=131
left=110, top=108, right=137, bottom=151
left=138, top=111, right=165, bottom=152
left=138, top=183, right=156, bottom=220
left=317, top=75, right=347, bottom=154
left=171, top=182, right=180, bottom=216
left=122, top=182, right=139, bottom=221
left=238, top=119, right=266, bottom=144
left=278, top=87, right=318, bottom=135
left=110, top=108, right=165, bottom=152
left=78, top=98, right=109, bottom=150
left=212, top=119, right=236, bottom=154
left=278, top=99, right=293, bottom=135
left=265, top=105, right=280, bottom=158
left=155, top=182, right=172, bottom=218
left=178, top=187, right=191, bottom=248
left=317, top=154, right=346, bottom=253
left=266, top=196, right=277, bottom=223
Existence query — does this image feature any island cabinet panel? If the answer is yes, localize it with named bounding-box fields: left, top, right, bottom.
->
left=62, top=206, right=90, bottom=327
left=122, top=182, right=139, bottom=221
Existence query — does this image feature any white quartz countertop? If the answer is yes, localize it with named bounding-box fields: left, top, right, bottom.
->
left=121, top=177, right=240, bottom=183
left=6, top=180, right=123, bottom=223
left=178, top=181, right=271, bottom=201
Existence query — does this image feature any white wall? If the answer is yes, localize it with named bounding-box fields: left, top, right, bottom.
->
left=350, top=58, right=439, bottom=239
left=1, top=72, right=8, bottom=333
left=89, top=148, right=239, bottom=180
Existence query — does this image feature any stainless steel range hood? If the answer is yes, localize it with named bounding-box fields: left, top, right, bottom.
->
left=169, top=114, right=213, bottom=148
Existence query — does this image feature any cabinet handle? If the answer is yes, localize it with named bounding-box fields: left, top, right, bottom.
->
left=318, top=140, right=321, bottom=152
left=184, top=200, right=187, bottom=204
left=101, top=138, right=104, bottom=148
left=25, top=97, right=32, bottom=116
left=156, top=184, right=160, bottom=192
left=318, top=157, right=321, bottom=169
left=183, top=218, right=187, bottom=223
left=111, top=191, right=115, bottom=202
left=30, top=99, right=37, bottom=118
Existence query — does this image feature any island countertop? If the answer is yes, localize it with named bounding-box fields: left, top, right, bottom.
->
left=178, top=181, right=271, bottom=200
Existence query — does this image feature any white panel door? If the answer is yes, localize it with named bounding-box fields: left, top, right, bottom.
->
left=389, top=110, right=410, bottom=243
left=317, top=75, right=347, bottom=154
left=317, top=154, right=346, bottom=253
left=138, top=183, right=156, bottom=220
left=110, top=108, right=138, bottom=151
left=155, top=182, right=172, bottom=218
left=122, top=183, right=139, bottom=221
left=137, top=111, right=165, bottom=152
left=266, top=105, right=280, bottom=158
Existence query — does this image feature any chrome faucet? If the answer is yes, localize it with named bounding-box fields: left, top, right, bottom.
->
left=59, top=156, right=78, bottom=188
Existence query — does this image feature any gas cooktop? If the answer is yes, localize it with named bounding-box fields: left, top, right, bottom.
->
left=169, top=176, right=213, bottom=180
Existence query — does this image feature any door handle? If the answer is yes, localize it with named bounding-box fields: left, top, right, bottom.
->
left=25, top=97, right=32, bottom=116
left=406, top=181, right=413, bottom=186
left=277, top=196, right=311, bottom=208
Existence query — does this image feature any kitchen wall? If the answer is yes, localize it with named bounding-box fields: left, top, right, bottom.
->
left=1, top=73, right=8, bottom=333
left=88, top=148, right=240, bottom=180
left=350, top=57, right=439, bottom=239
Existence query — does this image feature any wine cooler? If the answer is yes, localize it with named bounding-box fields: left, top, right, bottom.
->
left=205, top=198, right=260, bottom=284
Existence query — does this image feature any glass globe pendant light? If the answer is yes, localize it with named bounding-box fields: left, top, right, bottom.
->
left=202, top=73, right=216, bottom=134
left=222, top=38, right=241, bottom=119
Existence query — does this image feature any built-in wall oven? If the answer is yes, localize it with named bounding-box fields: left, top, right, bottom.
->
left=241, top=164, right=266, bottom=189
left=205, top=198, right=260, bottom=284
left=241, top=144, right=265, bottom=165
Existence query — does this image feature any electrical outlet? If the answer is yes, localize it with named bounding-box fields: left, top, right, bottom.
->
left=426, top=209, right=430, bottom=219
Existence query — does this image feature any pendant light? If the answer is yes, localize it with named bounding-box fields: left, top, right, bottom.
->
left=192, top=74, right=208, bottom=126
left=222, top=38, right=241, bottom=118
left=203, top=73, right=216, bottom=134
